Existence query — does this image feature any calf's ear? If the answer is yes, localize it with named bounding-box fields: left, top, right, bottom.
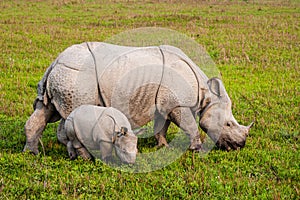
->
left=120, top=127, right=128, bottom=135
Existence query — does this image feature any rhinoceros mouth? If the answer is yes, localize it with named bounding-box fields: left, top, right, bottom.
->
left=216, top=138, right=246, bottom=151
left=114, top=145, right=137, bottom=164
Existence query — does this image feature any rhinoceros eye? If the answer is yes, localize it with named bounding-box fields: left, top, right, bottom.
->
left=226, top=121, right=233, bottom=127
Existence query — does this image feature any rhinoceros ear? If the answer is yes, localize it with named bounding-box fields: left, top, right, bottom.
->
left=207, top=78, right=229, bottom=101
left=120, top=127, right=128, bottom=135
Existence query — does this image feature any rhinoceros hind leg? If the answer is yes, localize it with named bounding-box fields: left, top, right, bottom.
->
left=169, top=107, right=202, bottom=151
left=23, top=100, right=58, bottom=154
left=57, top=119, right=68, bottom=146
left=154, top=115, right=170, bottom=147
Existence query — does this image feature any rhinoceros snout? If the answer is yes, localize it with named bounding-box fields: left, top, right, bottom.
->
left=123, top=159, right=136, bottom=165
left=233, top=139, right=246, bottom=150
left=216, top=132, right=247, bottom=151
left=216, top=121, right=254, bottom=151
left=121, top=153, right=137, bottom=164
left=115, top=145, right=137, bottom=164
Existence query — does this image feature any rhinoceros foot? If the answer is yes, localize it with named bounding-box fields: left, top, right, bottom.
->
left=155, top=143, right=170, bottom=149
left=23, top=142, right=39, bottom=155
left=155, top=134, right=170, bottom=148
left=189, top=138, right=202, bottom=151
left=67, top=141, right=77, bottom=160
left=189, top=144, right=202, bottom=151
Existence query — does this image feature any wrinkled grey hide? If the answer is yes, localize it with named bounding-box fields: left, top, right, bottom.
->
left=23, top=42, right=253, bottom=154
left=64, top=105, right=138, bottom=164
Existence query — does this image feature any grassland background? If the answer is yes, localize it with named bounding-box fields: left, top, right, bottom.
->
left=0, top=0, right=299, bottom=199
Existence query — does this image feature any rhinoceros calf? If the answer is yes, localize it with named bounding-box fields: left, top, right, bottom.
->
left=23, top=42, right=253, bottom=155
left=64, top=105, right=139, bottom=164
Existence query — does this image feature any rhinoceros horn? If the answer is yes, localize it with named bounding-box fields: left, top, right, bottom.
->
left=246, top=122, right=254, bottom=136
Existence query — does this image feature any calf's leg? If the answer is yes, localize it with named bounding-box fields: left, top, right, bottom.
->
left=99, top=141, right=113, bottom=162
left=65, top=119, right=92, bottom=160
left=73, top=139, right=92, bottom=160
left=23, top=101, right=57, bottom=154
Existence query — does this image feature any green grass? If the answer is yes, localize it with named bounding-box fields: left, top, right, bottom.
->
left=0, top=0, right=299, bottom=199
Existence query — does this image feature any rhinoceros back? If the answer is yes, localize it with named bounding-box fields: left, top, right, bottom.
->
left=46, top=42, right=208, bottom=126
left=88, top=43, right=203, bottom=128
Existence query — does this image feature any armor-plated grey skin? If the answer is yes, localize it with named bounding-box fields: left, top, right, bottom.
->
left=23, top=42, right=253, bottom=154
left=64, top=105, right=138, bottom=164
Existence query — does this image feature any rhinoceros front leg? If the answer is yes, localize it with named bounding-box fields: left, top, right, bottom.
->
left=65, top=119, right=92, bottom=160
left=169, top=107, right=202, bottom=151
left=67, top=138, right=91, bottom=160
left=23, top=100, right=57, bottom=154
left=73, top=139, right=92, bottom=160
left=154, top=115, right=170, bottom=147
left=99, top=141, right=113, bottom=162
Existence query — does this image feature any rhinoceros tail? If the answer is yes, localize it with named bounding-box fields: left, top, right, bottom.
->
left=34, top=59, right=58, bottom=110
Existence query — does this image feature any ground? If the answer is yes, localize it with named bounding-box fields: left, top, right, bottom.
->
left=0, top=0, right=299, bottom=199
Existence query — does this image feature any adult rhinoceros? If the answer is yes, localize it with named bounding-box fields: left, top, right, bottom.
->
left=23, top=42, right=253, bottom=155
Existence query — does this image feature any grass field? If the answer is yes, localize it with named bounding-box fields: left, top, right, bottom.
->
left=0, top=0, right=299, bottom=199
